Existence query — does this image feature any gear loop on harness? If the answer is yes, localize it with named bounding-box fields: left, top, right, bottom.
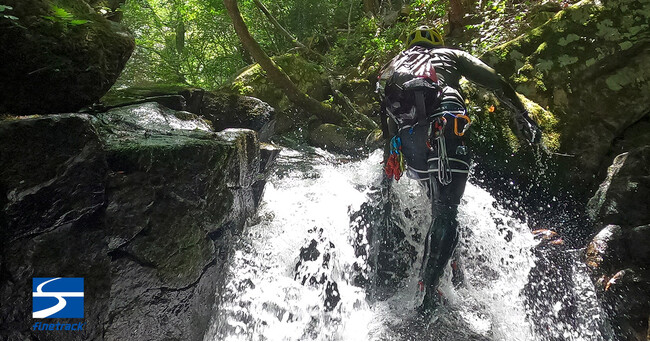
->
left=428, top=114, right=454, bottom=185
left=385, top=136, right=406, bottom=181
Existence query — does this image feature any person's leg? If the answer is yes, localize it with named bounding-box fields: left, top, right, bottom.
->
left=419, top=133, right=469, bottom=314
left=418, top=185, right=463, bottom=313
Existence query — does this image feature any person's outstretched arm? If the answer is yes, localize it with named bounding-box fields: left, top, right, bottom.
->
left=456, top=51, right=542, bottom=144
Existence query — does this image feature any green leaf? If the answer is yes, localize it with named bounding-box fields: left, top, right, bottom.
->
left=0, top=5, right=13, bottom=12
left=51, top=5, right=73, bottom=20
left=69, top=19, right=90, bottom=25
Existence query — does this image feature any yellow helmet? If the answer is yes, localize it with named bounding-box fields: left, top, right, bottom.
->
left=406, top=26, right=444, bottom=48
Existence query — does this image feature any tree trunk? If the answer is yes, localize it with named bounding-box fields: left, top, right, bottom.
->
left=223, top=0, right=343, bottom=124
left=363, top=0, right=379, bottom=16
left=448, top=0, right=465, bottom=36
left=252, top=0, right=306, bottom=49
left=251, top=0, right=329, bottom=64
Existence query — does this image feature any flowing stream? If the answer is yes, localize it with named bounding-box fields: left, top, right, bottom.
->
left=205, top=147, right=612, bottom=340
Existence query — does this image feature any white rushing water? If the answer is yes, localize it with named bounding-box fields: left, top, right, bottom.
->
left=205, top=147, right=608, bottom=341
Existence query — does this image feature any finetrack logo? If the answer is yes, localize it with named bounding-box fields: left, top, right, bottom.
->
left=32, top=278, right=84, bottom=319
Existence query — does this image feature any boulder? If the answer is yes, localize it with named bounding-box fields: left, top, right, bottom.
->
left=587, top=146, right=650, bottom=227
left=601, top=268, right=650, bottom=340
left=583, top=225, right=627, bottom=286
left=0, top=0, right=135, bottom=114
left=101, top=85, right=276, bottom=139
left=0, top=114, right=109, bottom=341
left=0, top=102, right=276, bottom=340
left=584, top=146, right=650, bottom=340
left=481, top=0, right=650, bottom=190
left=230, top=54, right=331, bottom=111
left=199, top=92, right=275, bottom=140
left=309, top=123, right=370, bottom=155
left=100, top=84, right=206, bottom=113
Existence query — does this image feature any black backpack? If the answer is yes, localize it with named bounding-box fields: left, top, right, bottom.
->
left=382, top=50, right=443, bottom=127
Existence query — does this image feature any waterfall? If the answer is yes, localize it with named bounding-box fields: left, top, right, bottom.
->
left=205, top=147, right=610, bottom=340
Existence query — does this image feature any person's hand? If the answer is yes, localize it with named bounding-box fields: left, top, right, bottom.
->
left=513, top=111, right=542, bottom=144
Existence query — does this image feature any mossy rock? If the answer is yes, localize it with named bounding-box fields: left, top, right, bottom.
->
left=230, top=54, right=331, bottom=111
left=309, top=123, right=370, bottom=155
left=481, top=0, right=650, bottom=190
left=0, top=0, right=135, bottom=114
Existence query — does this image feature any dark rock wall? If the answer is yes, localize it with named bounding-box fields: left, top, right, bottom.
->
left=0, top=103, right=275, bottom=340
left=0, top=0, right=135, bottom=114
left=481, top=0, right=649, bottom=193
left=456, top=1, right=649, bottom=336
left=585, top=146, right=650, bottom=339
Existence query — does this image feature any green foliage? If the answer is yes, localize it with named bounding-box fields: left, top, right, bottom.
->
left=0, top=5, right=18, bottom=20
left=117, top=0, right=365, bottom=89
left=42, top=5, right=90, bottom=26
left=410, top=0, right=448, bottom=24
left=117, top=0, right=245, bottom=88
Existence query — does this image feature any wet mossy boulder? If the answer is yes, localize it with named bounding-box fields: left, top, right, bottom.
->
left=481, top=0, right=650, bottom=190
left=460, top=80, right=580, bottom=232
left=585, top=146, right=650, bottom=339
left=199, top=92, right=274, bottom=139
left=0, top=102, right=275, bottom=340
left=587, top=146, right=650, bottom=227
left=0, top=0, right=135, bottom=114
left=100, top=83, right=205, bottom=112
left=100, top=85, right=275, bottom=139
left=309, top=123, right=371, bottom=155
left=230, top=54, right=331, bottom=111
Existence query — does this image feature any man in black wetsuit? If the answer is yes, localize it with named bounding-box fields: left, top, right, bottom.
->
left=378, top=26, right=542, bottom=314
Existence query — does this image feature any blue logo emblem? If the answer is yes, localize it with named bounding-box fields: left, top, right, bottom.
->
left=32, top=278, right=84, bottom=318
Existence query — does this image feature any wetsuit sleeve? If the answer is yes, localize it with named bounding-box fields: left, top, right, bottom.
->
left=455, top=51, right=526, bottom=113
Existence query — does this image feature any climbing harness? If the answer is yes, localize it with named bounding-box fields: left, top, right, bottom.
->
left=385, top=136, right=406, bottom=181
left=424, top=111, right=472, bottom=185
left=427, top=116, right=453, bottom=185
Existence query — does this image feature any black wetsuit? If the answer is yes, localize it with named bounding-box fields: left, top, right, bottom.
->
left=378, top=45, right=530, bottom=312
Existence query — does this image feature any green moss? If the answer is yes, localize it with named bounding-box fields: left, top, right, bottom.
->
left=558, top=33, right=581, bottom=46
left=536, top=59, right=554, bottom=72
left=619, top=41, right=633, bottom=50
left=558, top=54, right=580, bottom=67
left=231, top=54, right=329, bottom=110
left=534, top=42, right=548, bottom=55
left=605, top=66, right=638, bottom=91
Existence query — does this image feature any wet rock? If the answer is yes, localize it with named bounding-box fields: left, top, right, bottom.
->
left=101, top=86, right=275, bottom=139
left=602, top=268, right=650, bottom=340
left=252, top=143, right=281, bottom=207
left=627, top=224, right=650, bottom=265
left=293, top=229, right=341, bottom=311
left=0, top=103, right=271, bottom=340
left=0, top=114, right=109, bottom=340
left=482, top=0, right=650, bottom=190
left=583, top=225, right=626, bottom=284
left=230, top=54, right=331, bottom=111
left=199, top=92, right=275, bottom=139
left=587, top=146, right=650, bottom=227
left=309, top=123, right=370, bottom=155
left=100, top=84, right=204, bottom=111
left=0, top=0, right=134, bottom=114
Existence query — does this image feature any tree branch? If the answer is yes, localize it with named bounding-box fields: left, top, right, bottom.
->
left=251, top=0, right=329, bottom=65
left=223, top=0, right=344, bottom=124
